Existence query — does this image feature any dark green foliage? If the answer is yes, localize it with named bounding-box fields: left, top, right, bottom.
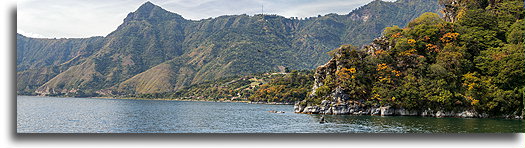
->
left=17, top=0, right=439, bottom=96
left=308, top=0, right=524, bottom=117
left=334, top=45, right=374, bottom=100
left=248, top=70, right=314, bottom=103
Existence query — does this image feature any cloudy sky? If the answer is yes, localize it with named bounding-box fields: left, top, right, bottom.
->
left=18, top=0, right=395, bottom=38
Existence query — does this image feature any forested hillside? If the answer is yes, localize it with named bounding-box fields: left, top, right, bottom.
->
left=17, top=0, right=439, bottom=97
left=297, top=0, right=524, bottom=117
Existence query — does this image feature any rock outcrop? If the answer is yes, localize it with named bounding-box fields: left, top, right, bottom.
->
left=294, top=100, right=485, bottom=118
left=294, top=37, right=492, bottom=119
left=310, top=58, right=337, bottom=97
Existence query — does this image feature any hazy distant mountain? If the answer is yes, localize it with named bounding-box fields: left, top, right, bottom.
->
left=17, top=0, right=439, bottom=96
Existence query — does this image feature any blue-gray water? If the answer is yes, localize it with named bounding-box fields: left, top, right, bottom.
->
left=17, top=96, right=524, bottom=133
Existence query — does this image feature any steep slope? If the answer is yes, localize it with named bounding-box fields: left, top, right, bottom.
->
left=16, top=34, right=104, bottom=71
left=18, top=0, right=440, bottom=96
left=117, top=0, right=440, bottom=95
left=116, top=62, right=177, bottom=94
left=341, top=0, right=442, bottom=46
left=295, top=0, right=524, bottom=118
left=34, top=2, right=188, bottom=95
left=16, top=34, right=104, bottom=95
left=115, top=57, right=196, bottom=94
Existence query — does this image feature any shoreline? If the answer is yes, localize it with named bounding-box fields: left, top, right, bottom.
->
left=295, top=111, right=525, bottom=120
left=18, top=95, right=294, bottom=105
left=92, top=96, right=295, bottom=105
left=19, top=95, right=522, bottom=120
left=294, top=103, right=524, bottom=120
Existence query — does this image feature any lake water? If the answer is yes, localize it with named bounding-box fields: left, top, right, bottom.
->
left=17, top=96, right=524, bottom=133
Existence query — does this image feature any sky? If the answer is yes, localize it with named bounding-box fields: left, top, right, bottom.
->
left=17, top=0, right=396, bottom=38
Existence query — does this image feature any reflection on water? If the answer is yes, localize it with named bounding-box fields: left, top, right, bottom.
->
left=311, top=115, right=524, bottom=133
left=17, top=96, right=524, bottom=133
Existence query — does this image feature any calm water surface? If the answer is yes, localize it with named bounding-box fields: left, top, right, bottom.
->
left=17, top=96, right=524, bottom=133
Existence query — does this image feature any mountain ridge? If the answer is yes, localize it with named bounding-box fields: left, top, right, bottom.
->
left=17, top=0, right=440, bottom=97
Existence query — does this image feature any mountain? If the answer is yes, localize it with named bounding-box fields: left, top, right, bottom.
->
left=16, top=34, right=105, bottom=95
left=295, top=0, right=524, bottom=118
left=17, top=0, right=440, bottom=97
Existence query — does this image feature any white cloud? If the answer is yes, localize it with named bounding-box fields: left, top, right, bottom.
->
left=17, top=0, right=391, bottom=38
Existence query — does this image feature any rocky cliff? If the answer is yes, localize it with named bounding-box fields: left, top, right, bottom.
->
left=294, top=36, right=523, bottom=119
left=295, top=40, right=492, bottom=118
left=294, top=0, right=524, bottom=119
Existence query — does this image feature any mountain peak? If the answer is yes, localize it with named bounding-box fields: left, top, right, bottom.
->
left=143, top=1, right=154, bottom=5
left=124, top=1, right=184, bottom=22
left=136, top=1, right=159, bottom=13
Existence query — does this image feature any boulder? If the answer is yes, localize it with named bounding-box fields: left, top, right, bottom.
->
left=320, top=106, right=332, bottom=114
left=303, top=106, right=320, bottom=114
left=380, top=106, right=395, bottom=116
left=349, top=109, right=355, bottom=114
left=349, top=104, right=359, bottom=110
left=395, top=108, right=418, bottom=116
left=319, top=103, right=331, bottom=114
left=293, top=102, right=305, bottom=113
left=421, top=109, right=434, bottom=117
left=457, top=110, right=477, bottom=118
left=371, top=107, right=381, bottom=115
left=435, top=110, right=446, bottom=117
left=332, top=104, right=349, bottom=115
left=321, top=100, right=330, bottom=106
left=479, top=113, right=489, bottom=118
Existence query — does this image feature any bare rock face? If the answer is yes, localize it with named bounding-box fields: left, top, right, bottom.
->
left=294, top=103, right=305, bottom=113
left=435, top=111, right=446, bottom=117
left=380, top=106, right=395, bottom=116
left=457, top=110, right=477, bottom=118
left=395, top=108, right=419, bottom=116
left=371, top=108, right=381, bottom=115
left=295, top=101, right=484, bottom=118
left=310, top=58, right=337, bottom=97
left=363, top=37, right=391, bottom=54
left=302, top=106, right=320, bottom=114
left=332, top=87, right=350, bottom=103
left=331, top=103, right=350, bottom=115
left=440, top=0, right=460, bottom=23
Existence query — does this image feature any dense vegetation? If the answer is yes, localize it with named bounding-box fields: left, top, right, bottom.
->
left=306, top=0, right=524, bottom=117
left=130, top=70, right=313, bottom=103
left=17, top=0, right=438, bottom=97
left=248, top=70, right=313, bottom=103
